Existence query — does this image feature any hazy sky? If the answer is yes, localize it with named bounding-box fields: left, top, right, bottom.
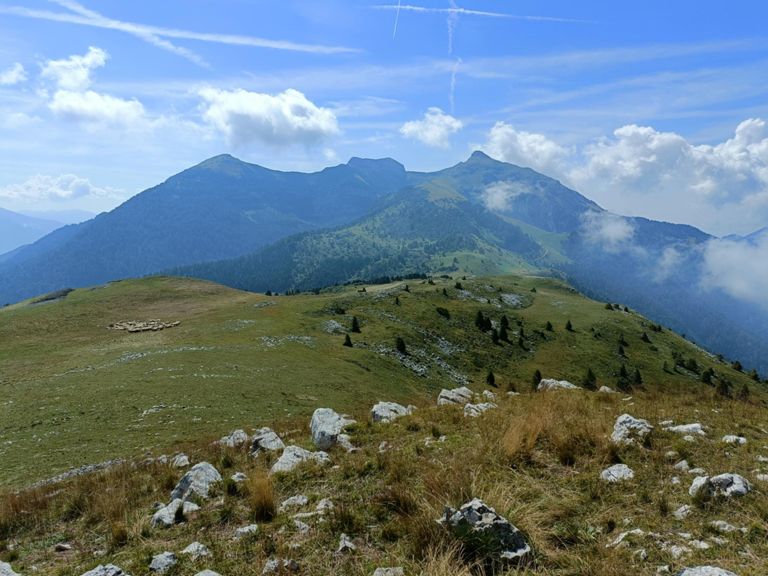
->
left=1, top=1, right=767, bottom=236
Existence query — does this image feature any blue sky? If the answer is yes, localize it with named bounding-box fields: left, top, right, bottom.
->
left=1, top=1, right=768, bottom=235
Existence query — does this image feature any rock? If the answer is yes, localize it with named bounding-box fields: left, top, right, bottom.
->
left=708, top=520, right=743, bottom=534
left=293, top=519, right=310, bottom=534
left=262, top=559, right=299, bottom=574
left=674, top=460, right=690, bottom=472
left=279, top=494, right=309, bottom=512
left=607, top=528, right=645, bottom=548
left=537, top=378, right=579, bottom=391
left=464, top=402, right=497, bottom=418
left=218, top=429, right=249, bottom=448
left=600, top=463, right=634, bottom=482
left=665, top=450, right=680, bottom=461
left=149, top=552, right=176, bottom=573
left=611, top=414, right=653, bottom=445
left=170, top=462, right=222, bottom=501
left=439, top=498, right=531, bottom=564
left=378, top=441, right=391, bottom=453
left=683, top=435, right=697, bottom=443
left=181, top=542, right=210, bottom=559
left=482, top=390, right=497, bottom=401
left=234, top=524, right=259, bottom=539
left=676, top=568, right=738, bottom=576
left=316, top=498, right=334, bottom=513
left=437, top=386, right=474, bottom=405
left=79, top=566, right=131, bottom=576
left=337, top=433, right=358, bottom=453
left=250, top=428, right=285, bottom=454
left=231, top=472, right=247, bottom=483
left=193, top=572, right=221, bottom=576
left=373, top=569, right=405, bottom=576
left=598, top=386, right=618, bottom=393
left=337, top=533, right=356, bottom=553
left=664, top=423, right=706, bottom=436
left=756, top=473, right=768, bottom=482
left=689, top=474, right=751, bottom=500
left=55, top=542, right=73, bottom=552
left=171, top=453, right=190, bottom=468
left=310, top=408, right=355, bottom=449
left=673, top=505, right=692, bottom=520
left=0, top=562, right=20, bottom=576
left=270, top=445, right=330, bottom=474
left=371, top=401, right=415, bottom=423
left=151, top=498, right=200, bottom=528
left=688, top=467, right=706, bottom=476
left=721, top=435, right=747, bottom=445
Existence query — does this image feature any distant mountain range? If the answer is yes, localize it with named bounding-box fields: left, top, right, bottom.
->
left=0, top=152, right=765, bottom=374
left=0, top=208, right=64, bottom=256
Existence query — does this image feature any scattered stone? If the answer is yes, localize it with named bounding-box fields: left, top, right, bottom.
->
left=293, top=519, right=310, bottom=534
left=664, top=423, right=706, bottom=436
left=109, top=320, right=180, bottom=332
left=310, top=408, right=355, bottom=449
left=673, top=505, right=692, bottom=520
left=250, top=428, right=285, bottom=455
left=756, top=473, right=768, bottom=482
left=55, top=542, right=73, bottom=552
left=218, top=429, right=249, bottom=448
left=676, top=568, right=737, bottom=576
left=721, top=435, right=747, bottom=445
left=607, top=529, right=645, bottom=548
left=671, top=476, right=681, bottom=485
left=181, top=542, right=210, bottom=559
left=231, top=472, right=247, bottom=483
left=0, top=562, right=20, bottom=576
left=270, top=446, right=330, bottom=474
left=170, top=462, right=222, bottom=501
left=663, top=543, right=691, bottom=560
left=688, top=467, right=706, bottom=476
left=80, top=566, right=130, bottom=576
left=279, top=495, right=309, bottom=512
left=482, top=390, right=497, bottom=401
left=373, top=569, right=405, bottom=576
left=537, top=378, right=579, bottom=391
left=437, top=386, right=474, bottom=406
left=601, top=463, right=635, bottom=482
left=708, top=520, right=744, bottom=534
left=316, top=498, right=334, bottom=513
left=149, top=552, right=177, bottom=573
left=611, top=414, right=653, bottom=445
left=171, top=453, right=190, bottom=468
left=689, top=474, right=751, bottom=500
left=234, top=524, right=259, bottom=539
left=262, top=559, right=299, bottom=574
left=665, top=450, right=680, bottom=461
left=371, top=401, right=415, bottom=423
left=674, top=460, right=691, bottom=472
left=151, top=498, right=200, bottom=528
left=378, top=441, right=391, bottom=453
left=337, top=533, right=357, bottom=553
left=193, top=571, right=221, bottom=576
left=439, top=498, right=531, bottom=564
left=598, top=386, right=618, bottom=393
left=337, top=433, right=359, bottom=453
left=464, top=402, right=497, bottom=418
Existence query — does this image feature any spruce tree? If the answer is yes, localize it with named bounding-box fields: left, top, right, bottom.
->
left=532, top=369, right=542, bottom=391
left=343, top=334, right=353, bottom=347
left=582, top=368, right=597, bottom=390
left=491, top=328, right=500, bottom=345
left=395, top=296, right=400, bottom=306
left=545, top=321, right=553, bottom=332
left=565, top=319, right=573, bottom=332
left=499, top=325, right=509, bottom=342
left=716, top=376, right=732, bottom=398
left=475, top=311, right=485, bottom=330
left=618, top=344, right=626, bottom=357
left=633, top=368, right=643, bottom=387
left=641, top=331, right=651, bottom=343
left=395, top=337, right=407, bottom=355
left=500, top=315, right=510, bottom=330
left=486, top=370, right=496, bottom=388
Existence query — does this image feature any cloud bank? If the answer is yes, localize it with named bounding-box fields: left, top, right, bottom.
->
left=0, top=174, right=119, bottom=202
left=400, top=107, right=462, bottom=148
left=0, top=63, right=27, bottom=85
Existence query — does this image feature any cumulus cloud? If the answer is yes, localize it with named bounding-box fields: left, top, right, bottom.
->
left=400, top=107, right=462, bottom=148
left=49, top=90, right=146, bottom=127
left=702, top=233, right=768, bottom=310
left=40, top=46, right=107, bottom=90
left=480, top=121, right=568, bottom=177
left=580, top=210, right=636, bottom=253
left=199, top=88, right=339, bottom=148
left=481, top=181, right=529, bottom=212
left=0, top=62, right=27, bottom=85
left=0, top=174, right=119, bottom=202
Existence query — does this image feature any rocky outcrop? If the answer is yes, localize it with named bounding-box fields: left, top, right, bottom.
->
left=437, top=386, right=474, bottom=405
left=250, top=428, right=285, bottom=455
left=464, top=402, right=497, bottom=418
left=676, top=568, right=738, bottom=576
left=170, top=462, right=221, bottom=501
left=270, top=446, right=330, bottom=474
left=611, top=414, right=653, bottom=446
left=537, top=379, right=579, bottom=391
left=108, top=320, right=180, bottom=332
left=600, top=463, right=635, bottom=482
left=217, top=429, right=249, bottom=448
left=149, top=552, right=176, bottom=573
left=310, top=408, right=355, bottom=450
left=689, top=474, right=751, bottom=500
left=439, top=498, right=531, bottom=565
left=371, top=402, right=415, bottom=423
left=151, top=498, right=200, bottom=528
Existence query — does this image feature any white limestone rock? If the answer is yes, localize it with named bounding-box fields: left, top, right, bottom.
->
left=171, top=453, right=190, bottom=468
left=600, top=463, right=635, bottom=483
left=371, top=401, right=414, bottom=423
left=310, top=408, right=355, bottom=449
left=721, top=435, right=747, bottom=445
left=0, top=562, right=21, bottom=576
left=149, top=552, right=176, bottom=573
left=279, top=494, right=309, bottom=512
left=181, top=542, right=210, bottom=559
left=262, top=559, right=299, bottom=574
left=689, top=474, right=751, bottom=500
left=664, top=423, right=706, bottom=436
left=218, top=429, right=249, bottom=448
left=611, top=414, right=653, bottom=446
left=676, top=568, right=738, bottom=576
left=437, top=386, right=474, bottom=405
left=151, top=498, right=200, bottom=528
left=80, top=566, right=131, bottom=576
left=337, top=533, right=356, bottom=553
left=234, top=524, right=259, bottom=539
left=270, top=445, right=330, bottom=474
left=464, top=402, right=497, bottom=418
left=170, top=462, right=221, bottom=501
left=537, top=378, right=579, bottom=391
left=250, top=428, right=285, bottom=455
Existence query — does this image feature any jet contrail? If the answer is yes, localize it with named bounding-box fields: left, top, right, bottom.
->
left=372, top=4, right=595, bottom=24
left=392, top=0, right=401, bottom=39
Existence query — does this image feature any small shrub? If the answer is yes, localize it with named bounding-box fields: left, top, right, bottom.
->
left=436, top=306, right=451, bottom=319
left=245, top=474, right=276, bottom=522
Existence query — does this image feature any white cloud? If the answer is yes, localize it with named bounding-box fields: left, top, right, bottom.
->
left=0, top=174, right=119, bottom=202
left=40, top=46, right=107, bottom=90
left=481, top=181, right=528, bottom=212
left=48, top=89, right=146, bottom=127
left=199, top=88, right=339, bottom=148
left=580, top=210, right=636, bottom=253
left=400, top=107, right=462, bottom=148
left=702, top=234, right=768, bottom=310
left=480, top=122, right=569, bottom=177
left=0, top=62, right=27, bottom=85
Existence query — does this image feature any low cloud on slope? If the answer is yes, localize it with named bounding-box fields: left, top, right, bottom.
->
left=702, top=233, right=768, bottom=311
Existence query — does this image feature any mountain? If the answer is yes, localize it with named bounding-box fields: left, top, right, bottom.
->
left=20, top=209, right=96, bottom=224
left=0, top=208, right=64, bottom=255
left=0, top=154, right=407, bottom=304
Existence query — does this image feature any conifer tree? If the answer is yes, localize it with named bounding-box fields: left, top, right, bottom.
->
left=545, top=321, right=553, bottom=332
left=565, top=319, right=574, bottom=332
left=491, top=328, right=500, bottom=345
left=500, top=315, right=510, bottom=330
left=532, top=369, right=542, bottom=390
left=582, top=368, right=597, bottom=390
left=633, top=368, right=643, bottom=387
left=395, top=337, right=407, bottom=355
left=351, top=316, right=361, bottom=333
left=486, top=370, right=496, bottom=388
left=499, top=325, right=509, bottom=342
left=343, top=334, right=353, bottom=347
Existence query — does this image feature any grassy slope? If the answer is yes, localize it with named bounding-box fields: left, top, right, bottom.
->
left=0, top=275, right=759, bottom=488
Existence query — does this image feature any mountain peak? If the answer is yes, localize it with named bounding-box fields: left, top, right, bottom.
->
left=467, top=150, right=496, bottom=163
left=347, top=157, right=405, bottom=172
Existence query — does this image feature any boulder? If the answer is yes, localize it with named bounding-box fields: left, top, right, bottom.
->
left=149, top=552, right=176, bottom=573
left=371, top=401, right=414, bottom=423
left=171, top=453, right=190, bottom=468
left=250, top=428, right=285, bottom=455
left=0, top=562, right=20, bottom=576
left=437, top=386, right=474, bottom=406
left=262, top=559, right=300, bottom=574
left=721, top=435, right=747, bottom=445
left=676, top=568, right=738, bottom=576
left=270, top=446, right=330, bottom=474
left=464, top=402, right=497, bottom=418
left=689, top=474, right=751, bottom=500
left=170, top=462, right=221, bottom=501
left=218, top=429, right=249, bottom=448
left=181, top=542, right=210, bottom=559
left=439, top=498, right=531, bottom=565
left=611, top=414, right=653, bottom=446
left=537, top=379, right=579, bottom=391
left=80, top=566, right=130, bottom=576
left=600, top=463, right=635, bottom=483
left=664, top=423, right=706, bottom=436
left=310, top=408, right=355, bottom=449
left=151, top=498, right=200, bottom=528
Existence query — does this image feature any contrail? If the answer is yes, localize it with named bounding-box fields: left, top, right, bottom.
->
left=372, top=4, right=595, bottom=24
left=449, top=57, right=462, bottom=113
left=392, top=0, right=401, bottom=39
left=447, top=0, right=459, bottom=54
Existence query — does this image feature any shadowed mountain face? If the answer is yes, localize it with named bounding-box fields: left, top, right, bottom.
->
left=0, top=152, right=765, bottom=373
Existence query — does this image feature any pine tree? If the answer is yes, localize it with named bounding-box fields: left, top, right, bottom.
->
left=500, top=315, right=510, bottom=330
left=737, top=382, right=750, bottom=401
left=491, top=328, right=500, bottom=345
left=455, top=281, right=463, bottom=290
left=518, top=336, right=526, bottom=350
left=618, top=333, right=628, bottom=347
left=545, top=321, right=553, bottom=332
left=633, top=368, right=643, bottom=387
left=618, top=344, right=626, bottom=357
left=701, top=368, right=714, bottom=385
left=532, top=369, right=542, bottom=390
left=395, top=296, right=400, bottom=306
left=519, top=326, right=525, bottom=338
left=395, top=337, right=407, bottom=355
left=617, top=364, right=631, bottom=391
left=403, top=284, right=410, bottom=292
left=442, top=288, right=448, bottom=297
left=716, top=376, right=732, bottom=398
left=343, top=334, right=353, bottom=347
left=499, top=325, right=509, bottom=342
left=732, top=360, right=743, bottom=372
left=351, top=316, right=361, bottom=333
left=486, top=370, right=497, bottom=388
left=748, top=369, right=759, bottom=382
left=641, top=331, right=651, bottom=343
left=565, top=319, right=573, bottom=332
left=582, top=368, right=597, bottom=390
left=475, top=311, right=486, bottom=330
